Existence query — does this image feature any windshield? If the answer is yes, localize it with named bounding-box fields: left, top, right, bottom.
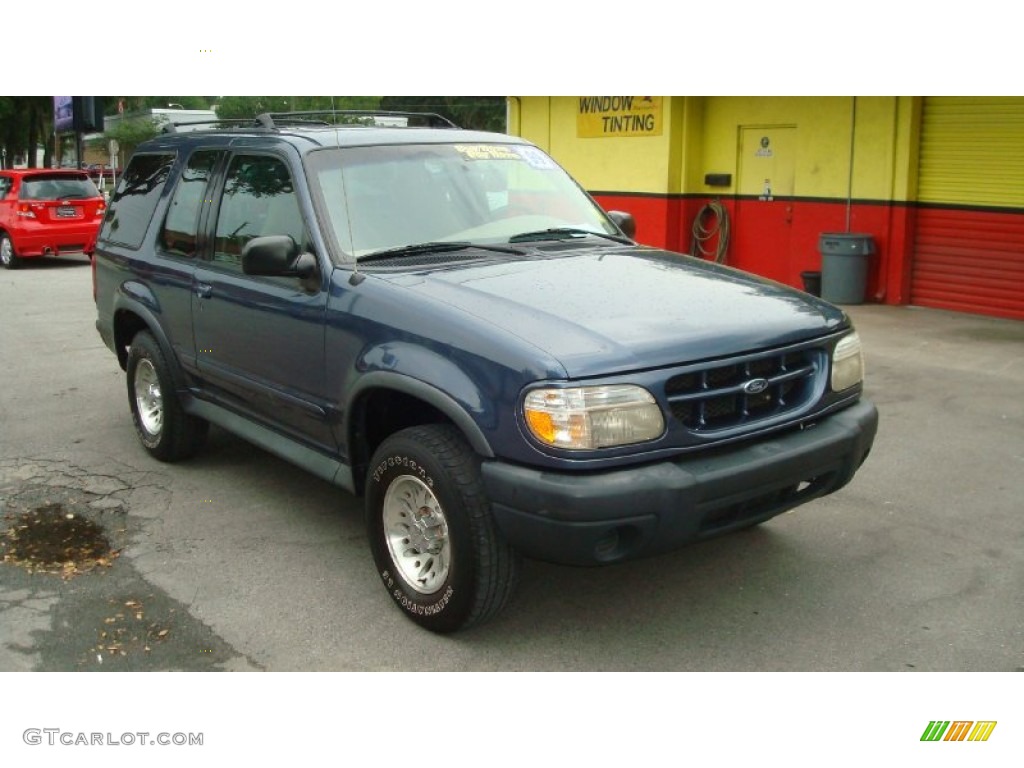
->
left=308, top=143, right=619, bottom=260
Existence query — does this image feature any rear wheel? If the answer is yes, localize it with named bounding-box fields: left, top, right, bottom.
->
left=126, top=331, right=208, bottom=461
left=0, top=235, right=19, bottom=269
left=366, top=424, right=520, bottom=633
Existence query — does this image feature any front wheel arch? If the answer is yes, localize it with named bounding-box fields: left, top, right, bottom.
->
left=346, top=374, right=495, bottom=496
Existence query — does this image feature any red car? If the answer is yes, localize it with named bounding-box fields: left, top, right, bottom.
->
left=0, top=169, right=106, bottom=269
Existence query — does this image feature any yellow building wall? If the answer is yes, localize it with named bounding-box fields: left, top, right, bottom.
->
left=698, top=96, right=909, bottom=201
left=511, top=96, right=914, bottom=202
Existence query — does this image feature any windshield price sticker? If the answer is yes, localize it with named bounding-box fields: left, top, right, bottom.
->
left=512, top=146, right=556, bottom=170
left=454, top=144, right=523, bottom=161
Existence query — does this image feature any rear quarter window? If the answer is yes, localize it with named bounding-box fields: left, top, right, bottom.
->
left=99, top=153, right=176, bottom=249
left=159, top=150, right=222, bottom=259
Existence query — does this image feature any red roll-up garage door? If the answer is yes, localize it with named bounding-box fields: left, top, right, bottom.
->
left=911, top=97, right=1024, bottom=320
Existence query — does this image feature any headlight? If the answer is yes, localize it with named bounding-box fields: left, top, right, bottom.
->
left=523, top=385, right=665, bottom=450
left=831, top=332, right=864, bottom=391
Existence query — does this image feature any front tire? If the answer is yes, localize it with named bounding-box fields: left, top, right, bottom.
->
left=366, top=425, right=520, bottom=633
left=0, top=234, right=19, bottom=270
left=126, top=331, right=208, bottom=461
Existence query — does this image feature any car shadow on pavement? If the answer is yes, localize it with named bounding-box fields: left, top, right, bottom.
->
left=8, top=257, right=91, bottom=270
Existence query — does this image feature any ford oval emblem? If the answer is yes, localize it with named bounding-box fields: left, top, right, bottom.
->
left=743, top=378, right=769, bottom=395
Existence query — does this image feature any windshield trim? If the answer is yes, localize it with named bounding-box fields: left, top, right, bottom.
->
left=358, top=240, right=528, bottom=264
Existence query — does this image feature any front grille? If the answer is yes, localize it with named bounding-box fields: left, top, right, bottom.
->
left=665, top=348, right=821, bottom=432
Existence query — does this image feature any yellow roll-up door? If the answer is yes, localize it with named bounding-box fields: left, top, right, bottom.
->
left=911, top=97, right=1024, bottom=320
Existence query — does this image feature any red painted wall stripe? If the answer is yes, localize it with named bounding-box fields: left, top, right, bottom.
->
left=594, top=192, right=1021, bottom=319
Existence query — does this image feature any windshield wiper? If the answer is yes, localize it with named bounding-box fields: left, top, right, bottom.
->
left=508, top=227, right=633, bottom=245
left=359, top=241, right=525, bottom=263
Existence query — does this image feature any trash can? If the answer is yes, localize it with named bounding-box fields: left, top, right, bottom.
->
left=800, top=270, right=821, bottom=297
left=819, top=233, right=874, bottom=304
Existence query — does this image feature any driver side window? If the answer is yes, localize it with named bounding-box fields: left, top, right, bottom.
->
left=213, top=154, right=307, bottom=273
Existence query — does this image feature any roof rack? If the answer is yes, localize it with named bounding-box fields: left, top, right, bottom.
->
left=160, top=118, right=264, bottom=134
left=256, top=110, right=460, bottom=130
left=159, top=110, right=460, bottom=135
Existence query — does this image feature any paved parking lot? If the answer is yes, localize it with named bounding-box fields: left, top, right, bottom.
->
left=0, top=255, right=1021, bottom=671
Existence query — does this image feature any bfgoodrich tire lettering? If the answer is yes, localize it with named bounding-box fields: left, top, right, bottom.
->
left=366, top=424, right=520, bottom=633
left=126, top=330, right=208, bottom=462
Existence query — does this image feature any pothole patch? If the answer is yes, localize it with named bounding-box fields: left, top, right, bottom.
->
left=2, top=502, right=120, bottom=578
left=0, top=470, right=259, bottom=671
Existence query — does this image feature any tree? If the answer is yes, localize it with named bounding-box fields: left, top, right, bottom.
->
left=94, top=98, right=212, bottom=165
left=215, top=96, right=382, bottom=120
left=0, top=96, right=54, bottom=168
left=105, top=96, right=214, bottom=115
left=379, top=97, right=506, bottom=131
left=95, top=117, right=161, bottom=162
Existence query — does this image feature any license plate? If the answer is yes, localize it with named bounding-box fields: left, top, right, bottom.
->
left=56, top=206, right=77, bottom=218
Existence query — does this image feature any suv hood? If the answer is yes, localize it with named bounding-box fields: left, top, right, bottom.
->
left=380, top=247, right=848, bottom=378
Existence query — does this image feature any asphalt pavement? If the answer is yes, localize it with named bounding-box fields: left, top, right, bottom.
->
left=1, top=255, right=1021, bottom=672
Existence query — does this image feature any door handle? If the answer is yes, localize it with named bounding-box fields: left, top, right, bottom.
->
left=196, top=283, right=213, bottom=299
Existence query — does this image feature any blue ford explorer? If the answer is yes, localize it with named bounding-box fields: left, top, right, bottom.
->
left=93, top=111, right=878, bottom=632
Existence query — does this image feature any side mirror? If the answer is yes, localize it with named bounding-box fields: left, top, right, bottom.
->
left=242, top=235, right=317, bottom=279
left=606, top=210, right=636, bottom=240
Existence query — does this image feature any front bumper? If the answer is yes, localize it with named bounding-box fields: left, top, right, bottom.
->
left=482, top=399, right=878, bottom=566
